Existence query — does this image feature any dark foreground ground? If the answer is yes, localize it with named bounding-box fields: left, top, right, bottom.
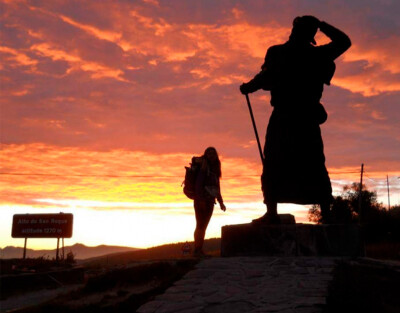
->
left=1, top=239, right=399, bottom=313
left=0, top=239, right=218, bottom=312
left=1, top=259, right=198, bottom=313
left=326, top=258, right=400, bottom=313
left=13, top=259, right=196, bottom=313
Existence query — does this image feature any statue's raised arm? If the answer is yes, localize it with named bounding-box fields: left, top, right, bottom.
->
left=318, top=20, right=351, bottom=60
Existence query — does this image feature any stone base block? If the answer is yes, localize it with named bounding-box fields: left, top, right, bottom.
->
left=221, top=222, right=365, bottom=257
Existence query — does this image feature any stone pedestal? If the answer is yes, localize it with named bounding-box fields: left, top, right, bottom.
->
left=221, top=221, right=364, bottom=257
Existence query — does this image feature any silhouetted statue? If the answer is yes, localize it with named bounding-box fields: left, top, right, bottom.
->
left=240, top=16, right=351, bottom=224
left=193, top=147, right=226, bottom=257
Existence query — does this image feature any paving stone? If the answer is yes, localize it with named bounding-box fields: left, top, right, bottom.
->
left=293, top=306, right=323, bottom=313
left=202, top=300, right=256, bottom=313
left=136, top=257, right=339, bottom=313
left=202, top=291, right=231, bottom=304
left=184, top=269, right=216, bottom=279
left=176, top=306, right=203, bottom=313
left=197, top=287, right=219, bottom=297
left=175, top=308, right=203, bottom=313
left=265, top=309, right=296, bottom=313
left=294, top=296, right=327, bottom=305
left=173, top=278, right=200, bottom=286
left=261, top=303, right=295, bottom=312
left=164, top=286, right=188, bottom=294
left=136, top=300, right=164, bottom=313
left=155, top=293, right=193, bottom=302
left=224, top=285, right=247, bottom=296
left=244, top=269, right=266, bottom=278
left=156, top=301, right=202, bottom=313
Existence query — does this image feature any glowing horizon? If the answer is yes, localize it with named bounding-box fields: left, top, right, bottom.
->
left=1, top=146, right=398, bottom=249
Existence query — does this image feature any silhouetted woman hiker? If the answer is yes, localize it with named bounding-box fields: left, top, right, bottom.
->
left=193, top=147, right=226, bottom=257
left=240, top=16, right=351, bottom=224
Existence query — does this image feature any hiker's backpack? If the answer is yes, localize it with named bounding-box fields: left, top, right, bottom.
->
left=182, top=157, right=201, bottom=199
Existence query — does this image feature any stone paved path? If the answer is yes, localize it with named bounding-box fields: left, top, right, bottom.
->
left=137, top=257, right=342, bottom=313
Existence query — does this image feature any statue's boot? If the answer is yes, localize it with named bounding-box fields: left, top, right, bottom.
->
left=252, top=212, right=281, bottom=225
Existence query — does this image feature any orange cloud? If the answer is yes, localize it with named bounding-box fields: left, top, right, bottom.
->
left=57, top=14, right=134, bottom=53
left=331, top=37, right=400, bottom=95
left=11, top=89, right=30, bottom=96
left=60, top=15, right=122, bottom=43
left=130, top=10, right=172, bottom=36
left=333, top=75, right=400, bottom=96
left=0, top=46, right=38, bottom=67
left=30, top=42, right=126, bottom=80
left=31, top=43, right=80, bottom=63
left=142, top=0, right=160, bottom=7
left=344, top=41, right=400, bottom=75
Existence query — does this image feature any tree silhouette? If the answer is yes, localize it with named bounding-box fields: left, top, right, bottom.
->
left=309, top=184, right=400, bottom=242
left=308, top=183, right=383, bottom=224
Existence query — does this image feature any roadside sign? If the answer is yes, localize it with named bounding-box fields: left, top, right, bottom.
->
left=12, top=213, right=73, bottom=238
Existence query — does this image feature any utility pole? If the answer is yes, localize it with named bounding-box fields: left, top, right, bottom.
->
left=358, top=163, right=364, bottom=223
left=387, top=175, right=390, bottom=210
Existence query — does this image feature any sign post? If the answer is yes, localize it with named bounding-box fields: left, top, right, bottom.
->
left=23, top=238, right=27, bottom=259
left=12, top=213, right=73, bottom=259
left=62, top=237, right=65, bottom=260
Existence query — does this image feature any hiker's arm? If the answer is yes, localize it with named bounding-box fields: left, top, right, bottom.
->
left=217, top=179, right=226, bottom=211
left=240, top=47, right=274, bottom=94
left=318, top=21, right=351, bottom=60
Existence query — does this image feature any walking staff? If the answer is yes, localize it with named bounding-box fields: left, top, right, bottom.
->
left=245, top=94, right=264, bottom=163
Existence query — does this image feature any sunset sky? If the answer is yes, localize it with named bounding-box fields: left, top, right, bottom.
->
left=1, top=0, right=399, bottom=250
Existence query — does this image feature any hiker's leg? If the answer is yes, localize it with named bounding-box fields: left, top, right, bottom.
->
left=194, top=200, right=212, bottom=252
left=193, top=200, right=203, bottom=252
left=194, top=228, right=205, bottom=252
left=194, top=200, right=214, bottom=253
left=203, top=200, right=214, bottom=228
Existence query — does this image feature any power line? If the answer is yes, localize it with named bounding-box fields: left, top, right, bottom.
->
left=0, top=172, right=263, bottom=178
left=0, top=172, right=178, bottom=178
left=364, top=175, right=381, bottom=183
left=0, top=170, right=362, bottom=179
left=364, top=174, right=400, bottom=184
left=0, top=170, right=390, bottom=180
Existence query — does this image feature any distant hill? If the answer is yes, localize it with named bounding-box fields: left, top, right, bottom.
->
left=0, top=243, right=140, bottom=260
left=83, top=238, right=221, bottom=267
